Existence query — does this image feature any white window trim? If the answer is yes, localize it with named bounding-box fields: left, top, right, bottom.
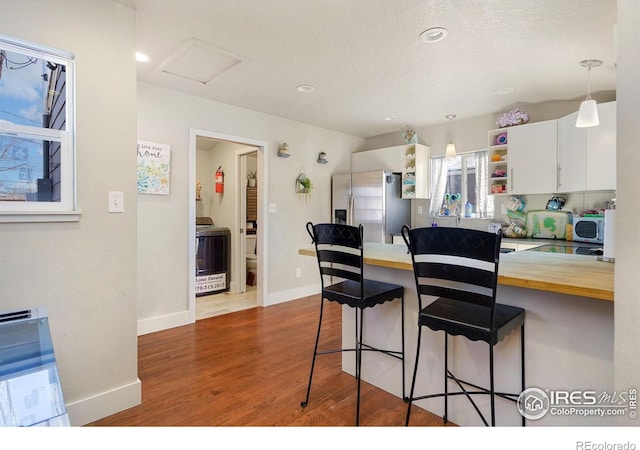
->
left=0, top=34, right=80, bottom=223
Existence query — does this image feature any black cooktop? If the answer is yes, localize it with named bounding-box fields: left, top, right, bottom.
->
left=526, top=243, right=603, bottom=255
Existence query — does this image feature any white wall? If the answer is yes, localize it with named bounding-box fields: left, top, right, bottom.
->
left=0, top=1, right=139, bottom=425
left=136, top=82, right=363, bottom=331
left=614, top=0, right=640, bottom=420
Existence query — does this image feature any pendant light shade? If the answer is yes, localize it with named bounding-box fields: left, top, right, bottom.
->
left=445, top=142, right=456, bottom=158
left=445, top=114, right=456, bottom=158
left=576, top=98, right=599, bottom=128
left=575, top=59, right=602, bottom=128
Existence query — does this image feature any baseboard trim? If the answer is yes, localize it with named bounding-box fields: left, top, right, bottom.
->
left=66, top=378, right=141, bottom=426
left=137, top=310, right=191, bottom=336
left=264, top=284, right=320, bottom=306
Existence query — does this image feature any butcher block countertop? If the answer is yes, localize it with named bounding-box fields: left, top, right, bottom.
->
left=298, top=243, right=614, bottom=302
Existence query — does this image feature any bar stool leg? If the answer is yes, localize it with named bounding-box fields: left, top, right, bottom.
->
left=490, top=345, right=495, bottom=426
left=355, top=308, right=364, bottom=426
left=401, top=295, right=406, bottom=401
left=444, top=333, right=448, bottom=424
left=405, top=326, right=422, bottom=426
left=521, top=323, right=526, bottom=427
left=301, top=299, right=325, bottom=408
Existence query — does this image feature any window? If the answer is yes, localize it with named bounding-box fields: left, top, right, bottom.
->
left=0, top=34, right=77, bottom=222
left=430, top=150, right=494, bottom=219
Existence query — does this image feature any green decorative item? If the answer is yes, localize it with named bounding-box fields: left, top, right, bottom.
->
left=296, top=172, right=313, bottom=203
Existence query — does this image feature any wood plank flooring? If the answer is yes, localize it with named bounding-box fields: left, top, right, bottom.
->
left=88, top=295, right=448, bottom=427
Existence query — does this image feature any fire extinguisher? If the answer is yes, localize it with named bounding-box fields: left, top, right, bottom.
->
left=215, top=166, right=224, bottom=193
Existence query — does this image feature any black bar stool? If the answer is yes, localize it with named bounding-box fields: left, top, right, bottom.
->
left=402, top=225, right=525, bottom=426
left=301, top=222, right=406, bottom=425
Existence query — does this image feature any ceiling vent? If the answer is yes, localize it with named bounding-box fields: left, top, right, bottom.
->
left=157, top=38, right=249, bottom=85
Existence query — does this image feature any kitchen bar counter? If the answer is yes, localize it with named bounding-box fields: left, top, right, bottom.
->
left=299, top=242, right=614, bottom=301
left=299, top=242, right=615, bottom=426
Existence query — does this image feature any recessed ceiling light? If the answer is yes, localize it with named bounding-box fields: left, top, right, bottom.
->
left=135, top=51, right=151, bottom=62
left=419, top=27, right=449, bottom=43
left=384, top=115, right=397, bottom=121
left=493, top=87, right=514, bottom=95
left=296, top=84, right=316, bottom=93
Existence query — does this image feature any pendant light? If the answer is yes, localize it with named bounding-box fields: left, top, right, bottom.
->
left=575, top=59, right=602, bottom=128
left=445, top=114, right=456, bottom=158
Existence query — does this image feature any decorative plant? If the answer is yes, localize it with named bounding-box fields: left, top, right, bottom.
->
left=247, top=169, right=257, bottom=187
left=496, top=108, right=530, bottom=128
left=403, top=127, right=417, bottom=144
left=296, top=173, right=313, bottom=203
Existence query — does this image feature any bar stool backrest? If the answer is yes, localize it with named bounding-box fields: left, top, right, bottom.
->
left=401, top=226, right=502, bottom=326
left=306, top=222, right=364, bottom=290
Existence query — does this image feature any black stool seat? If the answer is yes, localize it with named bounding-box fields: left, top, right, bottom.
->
left=419, top=298, right=524, bottom=345
left=324, top=279, right=404, bottom=309
left=301, top=222, right=406, bottom=426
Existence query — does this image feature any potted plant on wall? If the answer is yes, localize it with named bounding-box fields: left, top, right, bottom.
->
left=296, top=173, right=313, bottom=203
left=247, top=169, right=257, bottom=187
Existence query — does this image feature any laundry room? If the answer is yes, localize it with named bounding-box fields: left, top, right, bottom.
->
left=195, top=136, right=259, bottom=319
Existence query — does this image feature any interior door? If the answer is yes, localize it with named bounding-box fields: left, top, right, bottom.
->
left=238, top=154, right=248, bottom=292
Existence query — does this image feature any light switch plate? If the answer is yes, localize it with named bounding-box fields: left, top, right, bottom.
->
left=108, top=191, right=124, bottom=213
left=268, top=203, right=276, bottom=213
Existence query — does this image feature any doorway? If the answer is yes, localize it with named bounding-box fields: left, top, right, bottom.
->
left=188, top=129, right=269, bottom=323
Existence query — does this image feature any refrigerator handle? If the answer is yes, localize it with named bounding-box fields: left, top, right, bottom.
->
left=348, top=194, right=354, bottom=226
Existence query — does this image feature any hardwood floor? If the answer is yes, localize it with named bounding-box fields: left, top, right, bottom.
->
left=89, top=295, right=448, bottom=427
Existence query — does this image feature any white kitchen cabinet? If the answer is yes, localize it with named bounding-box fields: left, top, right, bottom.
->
left=557, top=101, right=616, bottom=192
left=507, top=119, right=558, bottom=194
left=351, top=146, right=404, bottom=172
left=557, top=110, right=587, bottom=192
left=586, top=101, right=616, bottom=191
left=400, top=144, right=430, bottom=199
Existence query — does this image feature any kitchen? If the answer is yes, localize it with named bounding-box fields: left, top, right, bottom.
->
left=300, top=101, right=618, bottom=425
left=0, top=0, right=638, bottom=434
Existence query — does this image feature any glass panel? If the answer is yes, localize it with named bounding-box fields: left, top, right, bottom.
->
left=0, top=135, right=60, bottom=202
left=0, top=48, right=66, bottom=130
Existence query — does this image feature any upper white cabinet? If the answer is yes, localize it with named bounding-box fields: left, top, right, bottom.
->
left=505, top=119, right=558, bottom=194
left=586, top=101, right=616, bottom=190
left=351, top=146, right=404, bottom=172
left=557, top=101, right=616, bottom=192
left=557, top=110, right=587, bottom=192
left=351, top=144, right=430, bottom=199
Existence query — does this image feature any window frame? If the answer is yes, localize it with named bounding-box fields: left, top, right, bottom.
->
left=431, top=149, right=494, bottom=219
left=0, top=34, right=78, bottom=223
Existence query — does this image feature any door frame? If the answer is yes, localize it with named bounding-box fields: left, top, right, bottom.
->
left=236, top=149, right=258, bottom=293
left=188, top=128, right=269, bottom=323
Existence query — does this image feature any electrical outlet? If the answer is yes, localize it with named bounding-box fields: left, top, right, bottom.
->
left=417, top=206, right=423, bottom=214
left=295, top=268, right=301, bottom=278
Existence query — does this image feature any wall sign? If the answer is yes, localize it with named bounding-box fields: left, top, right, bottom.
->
left=137, top=140, right=171, bottom=195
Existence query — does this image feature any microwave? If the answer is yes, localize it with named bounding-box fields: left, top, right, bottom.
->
left=572, top=215, right=605, bottom=244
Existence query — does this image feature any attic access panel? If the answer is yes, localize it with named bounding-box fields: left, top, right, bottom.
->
left=157, top=38, right=249, bottom=85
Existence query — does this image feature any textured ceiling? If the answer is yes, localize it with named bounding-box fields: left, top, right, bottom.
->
left=125, top=0, right=617, bottom=138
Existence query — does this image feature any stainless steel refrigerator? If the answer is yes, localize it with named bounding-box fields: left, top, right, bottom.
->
left=331, top=170, right=410, bottom=244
